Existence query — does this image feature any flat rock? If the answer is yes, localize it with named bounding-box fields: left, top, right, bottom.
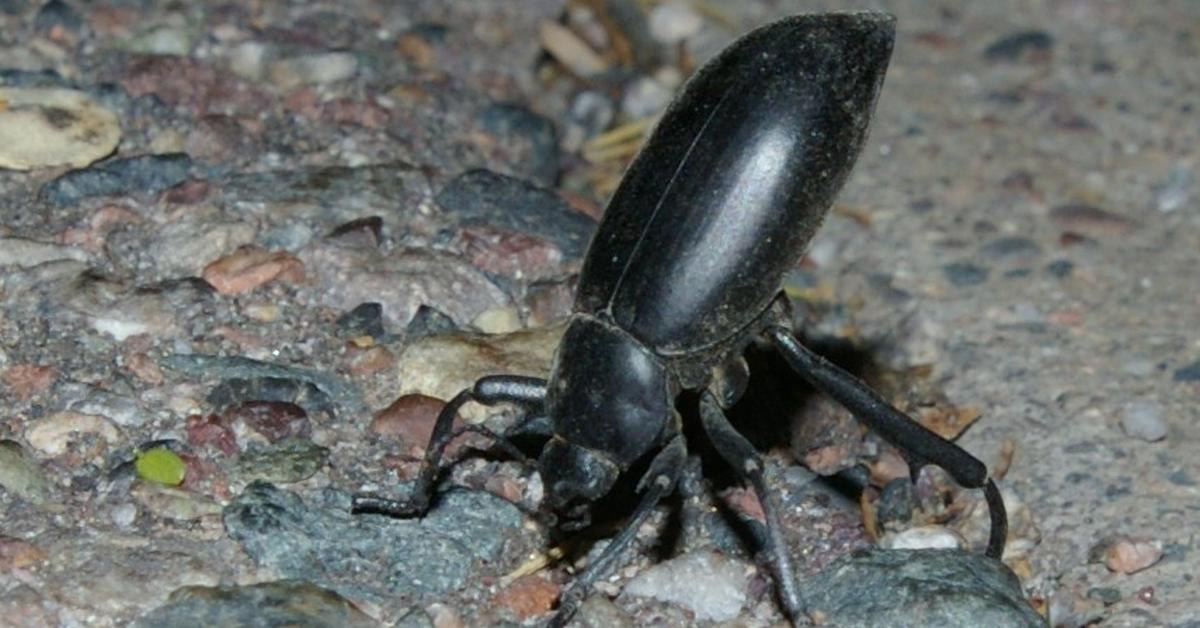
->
left=0, top=237, right=87, bottom=268
left=132, top=580, right=377, bottom=628
left=0, top=87, right=120, bottom=170
left=801, top=549, right=1043, bottom=628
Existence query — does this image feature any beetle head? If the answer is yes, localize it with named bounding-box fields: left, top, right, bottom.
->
left=538, top=437, right=619, bottom=530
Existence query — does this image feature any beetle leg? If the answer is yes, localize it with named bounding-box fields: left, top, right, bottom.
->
left=767, top=326, right=1008, bottom=559
left=351, top=375, right=547, bottom=518
left=548, top=435, right=687, bottom=628
left=698, top=391, right=806, bottom=626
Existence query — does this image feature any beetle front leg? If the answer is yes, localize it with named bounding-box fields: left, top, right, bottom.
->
left=548, top=435, right=687, bottom=628
left=351, top=374, right=547, bottom=517
left=698, top=391, right=806, bottom=626
left=767, top=326, right=1008, bottom=558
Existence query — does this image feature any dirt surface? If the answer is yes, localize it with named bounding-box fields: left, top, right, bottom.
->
left=0, top=1, right=1197, bottom=626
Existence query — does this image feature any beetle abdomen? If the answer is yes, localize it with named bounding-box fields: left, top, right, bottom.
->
left=575, top=13, right=895, bottom=354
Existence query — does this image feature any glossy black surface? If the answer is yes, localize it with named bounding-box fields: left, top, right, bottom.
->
left=575, top=13, right=894, bottom=354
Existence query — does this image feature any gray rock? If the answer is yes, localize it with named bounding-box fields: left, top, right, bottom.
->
left=40, top=153, right=193, bottom=207
left=0, top=237, right=87, bottom=268
left=478, top=102, right=559, bottom=186
left=232, top=439, right=329, bottom=485
left=943, top=262, right=990, bottom=287
left=223, top=482, right=525, bottom=602
left=1120, top=402, right=1168, bottom=442
left=0, top=440, right=52, bottom=504
left=435, top=169, right=597, bottom=260
left=623, top=550, right=750, bottom=622
left=132, top=580, right=377, bottom=628
left=801, top=549, right=1043, bottom=628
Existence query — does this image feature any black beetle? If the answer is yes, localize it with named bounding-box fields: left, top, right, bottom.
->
left=355, top=12, right=1007, bottom=626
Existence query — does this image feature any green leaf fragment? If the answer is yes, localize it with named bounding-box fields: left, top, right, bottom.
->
left=135, top=447, right=187, bottom=486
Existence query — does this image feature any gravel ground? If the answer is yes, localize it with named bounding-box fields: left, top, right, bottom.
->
left=0, top=1, right=1197, bottom=626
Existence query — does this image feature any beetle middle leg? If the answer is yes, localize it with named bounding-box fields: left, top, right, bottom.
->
left=766, top=326, right=1008, bottom=558
left=352, top=374, right=547, bottom=517
left=548, top=434, right=687, bottom=628
left=698, top=390, right=806, bottom=625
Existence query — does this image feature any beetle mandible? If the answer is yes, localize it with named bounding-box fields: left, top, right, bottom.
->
left=354, top=11, right=1007, bottom=626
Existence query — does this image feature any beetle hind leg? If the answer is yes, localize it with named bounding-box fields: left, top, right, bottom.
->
left=351, top=375, right=547, bottom=518
left=698, top=390, right=806, bottom=625
left=767, top=326, right=1008, bottom=559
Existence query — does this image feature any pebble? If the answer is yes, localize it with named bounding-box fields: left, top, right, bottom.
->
left=268, top=52, right=359, bottom=90
left=623, top=550, right=750, bottom=622
left=478, top=102, right=560, bottom=186
left=490, top=575, right=560, bottom=621
left=942, top=261, right=990, bottom=287
left=1154, top=165, right=1193, bottom=213
left=227, top=401, right=311, bottom=444
left=201, top=246, right=305, bottom=296
left=435, top=169, right=597, bottom=260
left=223, top=482, right=525, bottom=600
left=336, top=302, right=387, bottom=340
left=622, top=75, right=674, bottom=120
left=802, top=549, right=1043, bottom=627
left=1094, top=536, right=1163, bottom=574
left=1049, top=203, right=1137, bottom=237
left=145, top=217, right=258, bottom=278
left=71, top=389, right=146, bottom=427
left=184, top=414, right=239, bottom=456
left=573, top=595, right=633, bottom=628
left=649, top=1, right=704, bottom=45
left=227, top=41, right=269, bottom=81
left=127, top=26, right=193, bottom=56
left=0, top=440, right=52, bottom=505
left=1044, top=259, right=1074, bottom=278
left=40, top=153, right=193, bottom=207
left=0, top=536, right=47, bottom=571
left=983, top=30, right=1055, bottom=62
left=0, top=87, right=121, bottom=170
left=163, top=354, right=361, bottom=419
left=232, top=439, right=328, bottom=485
left=394, top=323, right=563, bottom=421
left=0, top=237, right=87, bottom=268
left=25, top=411, right=122, bottom=457
left=131, top=481, right=222, bottom=521
left=405, top=304, right=459, bottom=339
left=881, top=525, right=965, bottom=550
left=538, top=20, right=608, bottom=78
left=980, top=236, right=1042, bottom=265
left=34, top=0, right=83, bottom=35
left=369, top=394, right=446, bottom=450
left=1173, top=359, right=1200, bottom=382
left=564, top=90, right=615, bottom=152
left=471, top=306, right=523, bottom=333
left=1119, top=402, right=1168, bottom=442
left=132, top=581, right=377, bottom=628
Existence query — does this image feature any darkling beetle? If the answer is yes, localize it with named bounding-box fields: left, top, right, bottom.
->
left=354, top=12, right=1007, bottom=626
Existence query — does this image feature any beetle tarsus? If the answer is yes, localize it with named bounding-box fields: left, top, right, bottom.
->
left=766, top=325, right=1008, bottom=558
left=351, top=376, right=548, bottom=518
left=699, top=391, right=806, bottom=625
left=548, top=435, right=687, bottom=628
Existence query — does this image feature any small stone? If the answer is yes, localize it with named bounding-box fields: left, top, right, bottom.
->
left=132, top=581, right=377, bottom=628
left=881, top=525, right=965, bottom=550
left=539, top=20, right=608, bottom=78
left=472, top=306, right=522, bottom=334
left=268, top=52, right=359, bottom=90
left=135, top=447, right=187, bottom=486
left=1045, top=259, right=1074, bottom=278
left=344, top=344, right=394, bottom=376
left=25, top=411, right=121, bottom=457
left=128, top=26, right=193, bottom=56
left=233, top=439, right=328, bottom=485
left=0, top=87, right=120, bottom=170
left=622, top=75, right=674, bottom=120
left=227, top=401, right=311, bottom=444
left=337, top=302, right=387, bottom=340
left=980, top=236, right=1041, bottom=265
left=1173, top=360, right=1200, bottom=382
left=649, top=1, right=704, bottom=45
left=1119, top=402, right=1167, bottom=442
left=110, top=502, right=138, bottom=528
left=0, top=440, right=52, bottom=504
left=876, top=478, right=915, bottom=529
left=202, top=246, right=305, bottom=295
left=34, top=0, right=83, bottom=35
left=573, top=595, right=633, bottom=628
left=227, top=41, right=269, bottom=80
left=131, top=481, right=222, bottom=521
left=564, top=90, right=615, bottom=151
left=185, top=414, right=239, bottom=456
left=477, top=102, right=559, bottom=186
left=146, top=217, right=257, bottom=278
left=369, top=394, right=446, bottom=450
left=2, top=364, right=56, bottom=400
left=803, top=549, right=1042, bottom=627
left=1154, top=165, right=1193, bottom=213
left=436, top=169, right=597, bottom=261
left=1049, top=203, right=1137, bottom=237
left=1086, top=587, right=1121, bottom=605
left=0, top=237, right=87, bottom=268
left=623, top=550, right=750, bottom=622
left=942, top=262, right=989, bottom=287
left=983, top=30, right=1054, bottom=62
left=490, top=575, right=560, bottom=620
left=405, top=305, right=459, bottom=339
left=40, top=153, right=192, bottom=207
left=394, top=324, right=563, bottom=421
left=1095, top=536, right=1163, bottom=575
left=0, top=536, right=47, bottom=571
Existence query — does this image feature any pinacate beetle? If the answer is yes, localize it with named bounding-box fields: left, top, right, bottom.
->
left=354, top=11, right=1007, bottom=626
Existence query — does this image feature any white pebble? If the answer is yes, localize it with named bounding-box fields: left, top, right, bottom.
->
left=649, top=1, right=704, bottom=45
left=880, top=525, right=964, bottom=550
left=1120, top=402, right=1167, bottom=442
left=624, top=550, right=749, bottom=621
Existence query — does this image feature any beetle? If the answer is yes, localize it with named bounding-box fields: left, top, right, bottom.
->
left=354, top=11, right=1007, bottom=626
